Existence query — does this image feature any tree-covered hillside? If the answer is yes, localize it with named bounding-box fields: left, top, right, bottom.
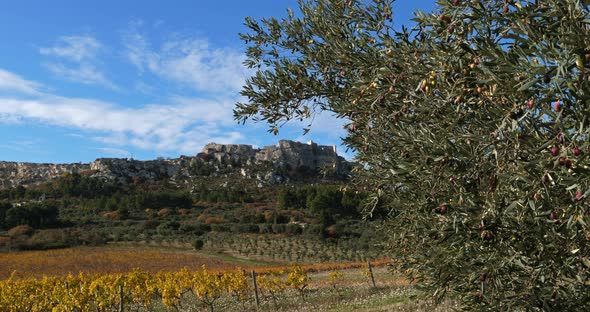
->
left=0, top=170, right=381, bottom=260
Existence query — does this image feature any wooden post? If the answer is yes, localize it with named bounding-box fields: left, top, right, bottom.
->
left=251, top=270, right=260, bottom=306
left=118, top=284, right=124, bottom=312
left=367, top=261, right=376, bottom=288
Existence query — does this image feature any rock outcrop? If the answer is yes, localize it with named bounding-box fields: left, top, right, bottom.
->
left=201, top=140, right=344, bottom=170
left=0, top=140, right=351, bottom=189
left=90, top=158, right=181, bottom=180
left=200, top=143, right=257, bottom=165
left=0, top=162, right=90, bottom=189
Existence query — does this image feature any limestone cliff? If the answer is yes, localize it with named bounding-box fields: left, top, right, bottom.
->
left=0, top=162, right=90, bottom=189
left=0, top=140, right=351, bottom=189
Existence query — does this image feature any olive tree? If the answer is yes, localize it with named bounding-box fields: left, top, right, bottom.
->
left=235, top=0, right=590, bottom=310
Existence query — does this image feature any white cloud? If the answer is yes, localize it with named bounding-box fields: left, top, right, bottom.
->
left=40, top=35, right=101, bottom=62
left=124, top=29, right=154, bottom=71
left=0, top=113, right=22, bottom=124
left=44, top=63, right=117, bottom=89
left=0, top=68, right=242, bottom=155
left=40, top=35, right=116, bottom=89
left=96, top=147, right=131, bottom=158
left=0, top=96, right=236, bottom=150
left=0, top=69, right=42, bottom=94
left=123, top=27, right=250, bottom=94
left=0, top=64, right=350, bottom=160
left=134, top=81, right=156, bottom=95
left=0, top=95, right=242, bottom=154
left=66, top=133, right=84, bottom=138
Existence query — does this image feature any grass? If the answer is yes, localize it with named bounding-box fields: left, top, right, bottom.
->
left=246, top=283, right=456, bottom=312
left=0, top=245, right=389, bottom=280
left=203, top=232, right=384, bottom=263
left=0, top=245, right=258, bottom=279
left=128, top=271, right=449, bottom=312
left=208, top=281, right=452, bottom=312
left=199, top=250, right=280, bottom=266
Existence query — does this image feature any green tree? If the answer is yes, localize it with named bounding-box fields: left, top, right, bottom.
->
left=0, top=201, right=11, bottom=229
left=236, top=0, right=590, bottom=310
left=106, top=197, right=118, bottom=212
left=193, top=238, right=205, bottom=250
left=118, top=205, right=130, bottom=220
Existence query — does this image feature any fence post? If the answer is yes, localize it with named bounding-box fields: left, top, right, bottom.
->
left=367, top=261, right=376, bottom=288
left=118, top=284, right=124, bottom=312
left=251, top=270, right=260, bottom=306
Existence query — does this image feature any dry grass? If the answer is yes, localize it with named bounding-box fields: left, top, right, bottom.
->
left=0, top=246, right=242, bottom=279
left=0, top=246, right=395, bottom=282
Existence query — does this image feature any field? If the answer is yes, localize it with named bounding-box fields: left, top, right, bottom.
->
left=0, top=246, right=265, bottom=279
left=203, top=233, right=383, bottom=263
left=0, top=245, right=452, bottom=311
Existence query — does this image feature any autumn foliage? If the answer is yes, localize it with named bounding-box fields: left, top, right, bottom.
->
left=0, top=264, right=321, bottom=311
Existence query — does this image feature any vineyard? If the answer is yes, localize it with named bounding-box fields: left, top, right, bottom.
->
left=0, top=262, right=427, bottom=312
left=0, top=265, right=298, bottom=312
left=0, top=247, right=250, bottom=280
left=203, top=233, right=383, bottom=263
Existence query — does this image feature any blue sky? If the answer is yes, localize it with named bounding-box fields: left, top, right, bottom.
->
left=0, top=0, right=434, bottom=163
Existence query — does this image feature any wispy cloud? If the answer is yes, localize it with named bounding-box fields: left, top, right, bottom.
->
left=40, top=35, right=116, bottom=89
left=0, top=96, right=240, bottom=153
left=123, top=24, right=250, bottom=94
left=96, top=147, right=131, bottom=158
left=44, top=63, right=116, bottom=89
left=40, top=35, right=101, bottom=62
left=0, top=67, right=242, bottom=155
left=66, top=133, right=85, bottom=138
left=134, top=81, right=156, bottom=95
left=0, top=69, right=42, bottom=94
left=121, top=23, right=345, bottom=144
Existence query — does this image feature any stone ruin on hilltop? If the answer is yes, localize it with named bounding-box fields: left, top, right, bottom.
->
left=0, top=140, right=351, bottom=188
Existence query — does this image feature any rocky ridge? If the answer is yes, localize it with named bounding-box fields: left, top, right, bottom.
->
left=0, top=140, right=351, bottom=189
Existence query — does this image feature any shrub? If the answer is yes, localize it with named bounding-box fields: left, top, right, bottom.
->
left=325, top=225, right=340, bottom=238
left=194, top=222, right=212, bottom=233
left=142, top=220, right=160, bottom=230
left=302, top=224, right=323, bottom=238
left=271, top=224, right=286, bottom=234
left=210, top=224, right=231, bottom=232
left=203, top=217, right=225, bottom=225
left=285, top=224, right=303, bottom=236
left=102, top=211, right=119, bottom=220
left=193, top=238, right=204, bottom=250
left=156, top=221, right=180, bottom=235
left=178, top=208, right=191, bottom=215
left=28, top=229, right=71, bottom=249
left=0, top=236, right=10, bottom=247
left=78, top=231, right=107, bottom=246
left=156, top=208, right=173, bottom=217
left=7, top=224, right=33, bottom=237
left=230, top=224, right=259, bottom=233
left=178, top=222, right=196, bottom=233
left=258, top=223, right=272, bottom=234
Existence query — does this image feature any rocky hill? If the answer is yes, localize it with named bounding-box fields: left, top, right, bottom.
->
left=0, top=140, right=351, bottom=189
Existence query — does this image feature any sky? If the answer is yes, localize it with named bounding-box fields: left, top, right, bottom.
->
left=0, top=0, right=434, bottom=163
